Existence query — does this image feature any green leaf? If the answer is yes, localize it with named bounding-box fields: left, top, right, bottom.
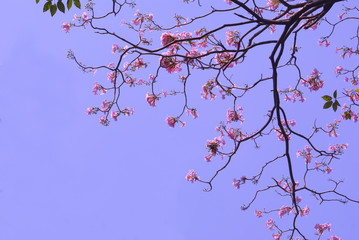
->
left=323, top=101, right=333, bottom=109
left=50, top=4, right=57, bottom=16
left=345, top=112, right=351, bottom=120
left=356, top=89, right=359, bottom=93
left=333, top=103, right=338, bottom=112
left=43, top=1, right=52, bottom=12
left=334, top=100, right=340, bottom=107
left=74, top=0, right=81, bottom=9
left=67, top=0, right=72, bottom=10
left=36, top=0, right=40, bottom=4
left=322, top=95, right=332, bottom=101
left=57, top=1, right=65, bottom=13
left=333, top=90, right=337, bottom=99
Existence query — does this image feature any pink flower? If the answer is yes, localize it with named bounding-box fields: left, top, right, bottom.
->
left=254, top=210, right=262, bottom=218
left=185, top=169, right=199, bottom=183
left=186, top=109, right=199, bottom=119
left=334, top=66, right=343, bottom=74
left=227, top=107, right=244, bottom=124
left=214, top=52, right=236, bottom=68
left=225, top=28, right=239, bottom=47
left=314, top=223, right=331, bottom=235
left=267, top=0, right=280, bottom=10
left=111, top=111, right=119, bottom=121
left=224, top=0, right=232, bottom=5
left=265, top=219, right=274, bottom=230
left=232, top=178, right=240, bottom=189
left=160, top=31, right=177, bottom=46
left=165, top=116, right=177, bottom=128
left=133, top=57, right=146, bottom=70
left=281, top=120, right=296, bottom=127
left=295, top=196, right=302, bottom=203
left=107, top=72, right=116, bottom=83
left=101, top=100, right=110, bottom=111
left=146, top=93, right=156, bottom=107
left=278, top=206, right=291, bottom=218
left=112, top=44, right=119, bottom=54
left=86, top=107, right=93, bottom=115
left=272, top=234, right=280, bottom=240
left=329, top=235, right=342, bottom=240
left=82, top=12, right=89, bottom=24
left=61, top=22, right=71, bottom=33
left=301, top=68, right=324, bottom=91
left=99, top=116, right=106, bottom=124
left=300, top=206, right=310, bottom=217
left=270, top=24, right=276, bottom=34
left=92, top=82, right=101, bottom=95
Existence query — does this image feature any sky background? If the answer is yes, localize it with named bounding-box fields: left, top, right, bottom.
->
left=0, top=1, right=358, bottom=239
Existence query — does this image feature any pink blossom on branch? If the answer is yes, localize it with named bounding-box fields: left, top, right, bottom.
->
left=185, top=169, right=199, bottom=183
left=146, top=93, right=156, bottom=107
left=165, top=116, right=177, bottom=128
left=61, top=22, right=71, bottom=33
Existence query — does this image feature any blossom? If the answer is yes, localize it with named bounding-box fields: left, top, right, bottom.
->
left=225, top=28, right=240, bottom=47
left=185, top=169, right=199, bottom=183
left=297, top=145, right=312, bottom=163
left=318, top=39, right=330, bottom=47
left=329, top=235, right=342, bottom=240
left=112, top=44, right=119, bottom=54
left=107, top=72, right=116, bottom=83
left=133, top=57, right=146, bottom=70
left=265, top=219, right=274, bottom=230
left=92, top=82, right=101, bottom=95
left=201, top=79, right=217, bottom=100
left=254, top=210, right=262, bottom=218
left=272, top=234, right=280, bottom=240
left=314, top=223, right=331, bottom=235
left=270, top=24, right=276, bottom=34
left=186, top=109, right=199, bottom=119
left=334, top=66, right=343, bottom=75
left=86, top=107, right=93, bottom=115
left=281, top=119, right=296, bottom=127
left=267, top=0, right=280, bottom=10
left=101, top=100, right=110, bottom=111
left=82, top=12, right=89, bottom=24
left=300, top=206, right=310, bottom=217
left=301, top=68, right=324, bottom=91
left=99, top=116, right=106, bottom=124
left=146, top=93, right=156, bottom=107
left=165, top=116, right=177, bottom=128
left=232, top=178, right=240, bottom=189
left=160, top=54, right=182, bottom=74
left=61, top=22, right=71, bottom=33
left=278, top=206, right=291, bottom=218
left=227, top=107, right=244, bottom=124
left=160, top=31, right=177, bottom=46
left=206, top=137, right=225, bottom=158
left=214, top=52, right=235, bottom=68
left=295, top=196, right=302, bottom=203
left=111, top=111, right=119, bottom=121
left=224, top=0, right=232, bottom=5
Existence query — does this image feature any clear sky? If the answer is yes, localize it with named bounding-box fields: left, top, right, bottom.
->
left=0, top=1, right=358, bottom=239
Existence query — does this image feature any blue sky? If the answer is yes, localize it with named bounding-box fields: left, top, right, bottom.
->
left=0, top=1, right=358, bottom=239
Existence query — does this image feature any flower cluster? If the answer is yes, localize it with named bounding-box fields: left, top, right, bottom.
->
left=225, top=28, right=240, bottom=47
left=185, top=169, right=199, bottom=183
left=297, top=145, right=312, bottom=163
left=278, top=205, right=292, bottom=218
left=314, top=223, right=331, bottom=235
left=205, top=137, right=225, bottom=162
left=226, top=106, right=244, bottom=124
left=328, top=143, right=348, bottom=154
left=301, top=68, right=324, bottom=91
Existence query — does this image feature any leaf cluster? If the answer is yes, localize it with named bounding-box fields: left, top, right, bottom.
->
left=36, top=0, right=81, bottom=16
left=322, top=90, right=340, bottom=112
